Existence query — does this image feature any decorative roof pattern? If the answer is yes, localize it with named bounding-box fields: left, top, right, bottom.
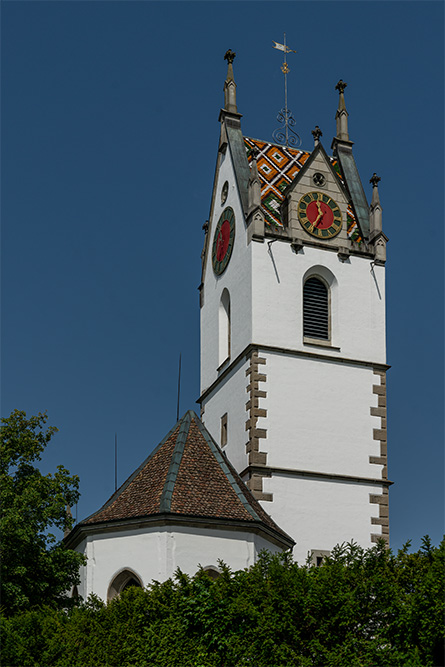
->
left=244, top=137, right=309, bottom=229
left=81, top=411, right=292, bottom=544
left=244, top=137, right=362, bottom=242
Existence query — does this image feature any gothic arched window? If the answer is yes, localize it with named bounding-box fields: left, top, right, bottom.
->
left=303, top=276, right=329, bottom=341
left=107, top=569, right=143, bottom=601
left=219, top=289, right=231, bottom=365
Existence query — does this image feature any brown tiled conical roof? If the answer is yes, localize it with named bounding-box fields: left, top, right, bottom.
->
left=79, top=411, right=293, bottom=548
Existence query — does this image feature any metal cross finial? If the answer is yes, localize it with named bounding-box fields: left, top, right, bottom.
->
left=272, top=34, right=300, bottom=148
left=336, top=79, right=347, bottom=94
left=224, top=49, right=236, bottom=64
left=312, top=126, right=323, bottom=141
left=370, top=173, right=381, bottom=187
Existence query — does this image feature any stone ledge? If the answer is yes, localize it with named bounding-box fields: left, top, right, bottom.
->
left=248, top=451, right=267, bottom=465
left=251, top=428, right=267, bottom=439
left=369, top=456, right=386, bottom=465
left=252, top=491, right=273, bottom=502
left=255, top=390, right=267, bottom=399
left=252, top=408, right=267, bottom=418
left=241, top=466, right=393, bottom=487
left=370, top=406, right=386, bottom=417
left=369, top=494, right=388, bottom=504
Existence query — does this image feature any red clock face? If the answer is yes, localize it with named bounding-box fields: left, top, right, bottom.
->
left=298, top=192, right=342, bottom=239
left=212, top=207, right=235, bottom=275
left=215, top=219, right=231, bottom=261
left=306, top=200, right=334, bottom=230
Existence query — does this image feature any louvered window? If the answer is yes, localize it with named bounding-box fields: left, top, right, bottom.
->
left=303, top=277, right=329, bottom=340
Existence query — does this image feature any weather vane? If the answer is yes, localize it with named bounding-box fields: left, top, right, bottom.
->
left=272, top=34, right=301, bottom=148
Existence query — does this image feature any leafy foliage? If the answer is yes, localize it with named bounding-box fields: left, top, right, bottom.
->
left=0, top=410, right=85, bottom=614
left=1, top=537, right=444, bottom=666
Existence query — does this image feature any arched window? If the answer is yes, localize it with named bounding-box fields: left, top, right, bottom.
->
left=303, top=276, right=329, bottom=341
left=203, top=566, right=221, bottom=580
left=107, top=569, right=143, bottom=601
left=218, top=289, right=231, bottom=365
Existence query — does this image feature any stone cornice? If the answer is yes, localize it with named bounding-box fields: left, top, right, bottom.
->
left=198, top=343, right=390, bottom=404
left=64, top=512, right=295, bottom=551
left=261, top=230, right=374, bottom=259
left=240, top=464, right=394, bottom=488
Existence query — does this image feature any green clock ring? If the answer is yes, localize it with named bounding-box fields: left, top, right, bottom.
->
left=212, top=207, right=235, bottom=275
left=298, top=191, right=342, bottom=239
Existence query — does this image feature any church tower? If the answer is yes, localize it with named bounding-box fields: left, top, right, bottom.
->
left=199, top=52, right=390, bottom=564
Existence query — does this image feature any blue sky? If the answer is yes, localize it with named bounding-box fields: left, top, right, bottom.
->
left=2, top=1, right=444, bottom=555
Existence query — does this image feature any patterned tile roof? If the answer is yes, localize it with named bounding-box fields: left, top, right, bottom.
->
left=81, top=411, right=293, bottom=545
left=244, top=137, right=362, bottom=242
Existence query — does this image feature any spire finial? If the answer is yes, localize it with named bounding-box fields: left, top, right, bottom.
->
left=223, top=50, right=237, bottom=113
left=336, top=79, right=347, bottom=96
left=370, top=173, right=381, bottom=208
left=335, top=79, right=349, bottom=141
left=312, top=125, right=323, bottom=146
left=272, top=34, right=301, bottom=147
left=370, top=173, right=381, bottom=188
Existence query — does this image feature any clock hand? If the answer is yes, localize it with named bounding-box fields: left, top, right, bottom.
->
left=309, top=204, right=324, bottom=231
left=314, top=201, right=324, bottom=227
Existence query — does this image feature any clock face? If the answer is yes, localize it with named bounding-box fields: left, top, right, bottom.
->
left=298, top=191, right=342, bottom=239
left=212, top=207, right=235, bottom=275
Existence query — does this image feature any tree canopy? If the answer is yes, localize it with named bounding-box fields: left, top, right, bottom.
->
left=2, top=537, right=444, bottom=666
left=0, top=409, right=85, bottom=614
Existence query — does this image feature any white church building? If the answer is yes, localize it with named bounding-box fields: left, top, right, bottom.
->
left=66, top=51, right=390, bottom=601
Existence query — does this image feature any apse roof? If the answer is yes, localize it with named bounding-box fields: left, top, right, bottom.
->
left=79, top=411, right=293, bottom=548
left=244, top=137, right=363, bottom=242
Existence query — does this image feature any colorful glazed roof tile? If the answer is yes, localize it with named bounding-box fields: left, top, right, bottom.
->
left=80, top=411, right=293, bottom=546
left=244, top=137, right=362, bottom=242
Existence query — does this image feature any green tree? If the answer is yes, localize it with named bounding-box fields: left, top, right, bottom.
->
left=1, top=538, right=444, bottom=666
left=0, top=410, right=85, bottom=614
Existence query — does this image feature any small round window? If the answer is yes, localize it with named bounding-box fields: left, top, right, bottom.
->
left=312, top=172, right=326, bottom=187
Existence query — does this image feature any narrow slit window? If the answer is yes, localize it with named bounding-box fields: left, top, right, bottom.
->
left=219, top=289, right=231, bottom=365
left=221, top=413, right=228, bottom=447
left=303, top=277, right=329, bottom=340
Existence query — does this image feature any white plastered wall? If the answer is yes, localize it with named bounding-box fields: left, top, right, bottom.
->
left=75, top=525, right=283, bottom=601
left=259, top=353, right=382, bottom=478
left=201, top=355, right=250, bottom=472
left=250, top=239, right=386, bottom=558
left=261, top=474, right=380, bottom=565
left=251, top=241, right=386, bottom=364
left=200, top=148, right=252, bottom=394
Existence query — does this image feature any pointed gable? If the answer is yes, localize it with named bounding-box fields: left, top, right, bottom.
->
left=80, top=411, right=293, bottom=548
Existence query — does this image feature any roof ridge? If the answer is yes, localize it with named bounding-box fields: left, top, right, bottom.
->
left=159, top=411, right=192, bottom=513
left=191, top=412, right=261, bottom=523
left=80, top=416, right=184, bottom=525
left=244, top=135, right=311, bottom=156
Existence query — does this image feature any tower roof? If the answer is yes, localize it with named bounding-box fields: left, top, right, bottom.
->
left=244, top=137, right=363, bottom=242
left=74, top=411, right=293, bottom=549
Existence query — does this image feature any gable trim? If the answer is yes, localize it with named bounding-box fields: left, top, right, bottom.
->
left=159, top=411, right=192, bottom=513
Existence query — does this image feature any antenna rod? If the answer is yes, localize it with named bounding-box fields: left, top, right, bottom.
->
left=115, top=432, right=117, bottom=491
left=272, top=34, right=300, bottom=148
left=176, top=353, right=182, bottom=422
left=284, top=33, right=289, bottom=146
